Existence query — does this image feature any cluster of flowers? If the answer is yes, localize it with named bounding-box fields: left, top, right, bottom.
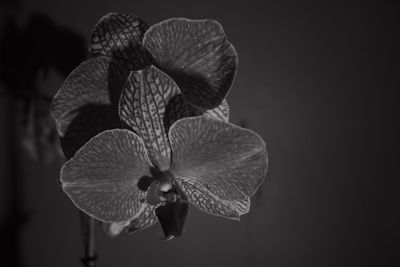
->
left=51, top=13, right=268, bottom=239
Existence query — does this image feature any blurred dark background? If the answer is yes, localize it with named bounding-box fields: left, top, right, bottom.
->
left=0, top=0, right=399, bottom=266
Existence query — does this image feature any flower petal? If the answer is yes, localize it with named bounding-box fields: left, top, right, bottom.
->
left=143, top=18, right=238, bottom=109
left=51, top=56, right=128, bottom=159
left=176, top=179, right=249, bottom=220
left=103, top=201, right=159, bottom=236
left=89, top=13, right=149, bottom=70
left=169, top=117, right=268, bottom=201
left=126, top=204, right=159, bottom=234
left=60, top=129, right=152, bottom=223
left=188, top=99, right=229, bottom=122
left=119, top=66, right=187, bottom=170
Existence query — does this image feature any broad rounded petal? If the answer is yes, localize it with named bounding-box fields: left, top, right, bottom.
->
left=51, top=56, right=128, bottom=159
left=176, top=178, right=249, bottom=220
left=119, top=66, right=187, bottom=170
left=169, top=117, right=268, bottom=201
left=90, top=13, right=149, bottom=70
left=126, top=204, right=159, bottom=234
left=61, top=129, right=152, bottom=223
left=143, top=18, right=238, bottom=109
left=188, top=99, right=229, bottom=122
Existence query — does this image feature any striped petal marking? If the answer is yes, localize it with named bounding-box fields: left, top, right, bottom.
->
left=90, top=13, right=149, bottom=70
left=169, top=117, right=268, bottom=201
left=60, top=129, right=153, bottom=223
left=103, top=203, right=159, bottom=237
left=176, top=178, right=250, bottom=220
left=119, top=66, right=187, bottom=170
left=188, top=99, right=230, bottom=122
left=126, top=204, right=159, bottom=234
left=143, top=18, right=238, bottom=110
left=51, top=56, right=128, bottom=159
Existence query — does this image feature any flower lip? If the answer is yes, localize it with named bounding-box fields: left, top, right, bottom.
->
left=155, top=200, right=188, bottom=240
left=142, top=169, right=189, bottom=240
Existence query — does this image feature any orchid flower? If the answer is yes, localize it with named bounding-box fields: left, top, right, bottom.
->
left=51, top=13, right=235, bottom=159
left=51, top=13, right=268, bottom=239
left=60, top=66, right=267, bottom=239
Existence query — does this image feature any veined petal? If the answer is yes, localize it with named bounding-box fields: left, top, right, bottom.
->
left=51, top=56, right=128, bottom=159
left=61, top=129, right=152, bottom=223
left=143, top=18, right=238, bottom=109
left=176, top=178, right=250, bottom=220
left=126, top=204, right=159, bottom=234
left=188, top=99, right=229, bottom=122
left=169, top=117, right=268, bottom=201
left=119, top=66, right=187, bottom=170
left=103, top=201, right=159, bottom=237
left=90, top=13, right=149, bottom=70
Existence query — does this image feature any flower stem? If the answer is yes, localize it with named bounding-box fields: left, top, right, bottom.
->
left=80, top=211, right=97, bottom=267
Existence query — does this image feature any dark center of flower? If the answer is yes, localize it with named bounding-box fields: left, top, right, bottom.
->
left=141, top=170, right=188, bottom=240
left=146, top=170, right=184, bottom=206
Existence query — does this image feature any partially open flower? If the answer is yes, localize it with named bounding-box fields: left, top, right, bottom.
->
left=60, top=66, right=267, bottom=238
left=51, top=13, right=235, bottom=159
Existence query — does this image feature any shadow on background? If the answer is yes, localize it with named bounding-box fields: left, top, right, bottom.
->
left=0, top=0, right=86, bottom=265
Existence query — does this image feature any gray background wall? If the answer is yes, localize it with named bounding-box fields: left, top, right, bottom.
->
left=0, top=0, right=399, bottom=266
